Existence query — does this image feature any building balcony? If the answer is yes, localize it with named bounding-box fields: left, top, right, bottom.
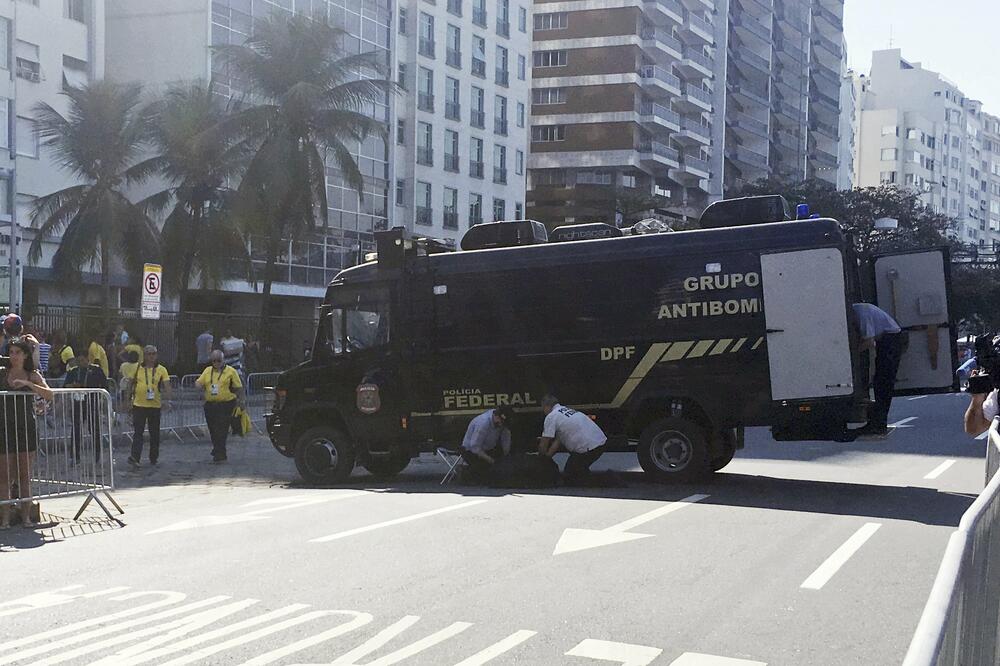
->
left=642, top=0, right=684, bottom=26
left=494, top=167, right=507, bottom=184
left=444, top=153, right=459, bottom=172
left=729, top=82, right=769, bottom=107
left=812, top=33, right=843, bottom=60
left=676, top=48, right=714, bottom=79
left=639, top=101, right=682, bottom=132
left=773, top=100, right=805, bottom=123
left=639, top=64, right=682, bottom=97
left=470, top=160, right=485, bottom=178
left=471, top=109, right=485, bottom=128
left=447, top=0, right=462, bottom=16
left=418, top=92, right=434, bottom=112
left=733, top=146, right=768, bottom=169
left=776, top=10, right=808, bottom=34
left=675, top=84, right=712, bottom=112
left=733, top=13, right=771, bottom=42
left=640, top=27, right=684, bottom=58
left=417, top=147, right=434, bottom=166
left=729, top=111, right=768, bottom=139
left=495, top=69, right=509, bottom=86
left=416, top=206, right=433, bottom=226
left=497, top=18, right=510, bottom=37
left=443, top=210, right=459, bottom=229
left=638, top=140, right=681, bottom=167
left=810, top=68, right=840, bottom=98
left=471, top=58, right=486, bottom=78
left=814, top=5, right=843, bottom=34
left=418, top=38, right=435, bottom=58
left=472, top=7, right=487, bottom=27
left=680, top=13, right=714, bottom=44
left=445, top=101, right=461, bottom=121
left=811, top=146, right=838, bottom=166
left=446, top=49, right=461, bottom=68
left=681, top=0, right=713, bottom=10
left=676, top=117, right=711, bottom=145
left=494, top=118, right=508, bottom=135
left=675, top=153, right=710, bottom=178
left=809, top=90, right=840, bottom=116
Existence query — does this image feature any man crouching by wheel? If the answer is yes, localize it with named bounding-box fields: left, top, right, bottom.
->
left=537, top=394, right=607, bottom=484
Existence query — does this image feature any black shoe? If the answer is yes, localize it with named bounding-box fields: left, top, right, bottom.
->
left=149, top=459, right=158, bottom=465
left=211, top=456, right=227, bottom=464
left=127, top=457, right=140, bottom=467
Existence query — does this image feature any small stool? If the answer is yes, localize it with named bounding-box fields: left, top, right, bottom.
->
left=435, top=447, right=465, bottom=485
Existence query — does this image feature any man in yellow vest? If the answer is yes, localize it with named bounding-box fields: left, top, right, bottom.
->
left=196, top=350, right=246, bottom=463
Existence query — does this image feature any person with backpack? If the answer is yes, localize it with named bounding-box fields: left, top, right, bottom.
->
left=65, top=351, right=108, bottom=464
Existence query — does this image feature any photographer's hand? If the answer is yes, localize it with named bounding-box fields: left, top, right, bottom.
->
left=965, top=391, right=992, bottom=436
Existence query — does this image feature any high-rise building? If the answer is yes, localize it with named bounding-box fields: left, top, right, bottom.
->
left=526, top=0, right=847, bottom=228
left=392, top=0, right=532, bottom=244
left=1, top=0, right=105, bottom=309
left=106, top=0, right=392, bottom=314
left=855, top=48, right=1000, bottom=249
left=983, top=113, right=1000, bottom=253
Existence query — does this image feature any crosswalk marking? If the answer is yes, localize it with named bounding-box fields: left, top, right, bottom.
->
left=452, top=630, right=538, bottom=666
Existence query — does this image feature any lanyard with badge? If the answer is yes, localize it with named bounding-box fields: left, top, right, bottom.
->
left=145, top=367, right=156, bottom=401
left=210, top=367, right=222, bottom=397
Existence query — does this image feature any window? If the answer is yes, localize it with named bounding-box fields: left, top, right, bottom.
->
left=515, top=202, right=523, bottom=219
left=471, top=85, right=485, bottom=128
left=497, top=0, right=510, bottom=36
left=494, top=95, right=507, bottom=135
left=881, top=125, right=897, bottom=137
left=534, top=12, right=568, bottom=30
left=443, top=187, right=458, bottom=228
left=953, top=136, right=961, bottom=148
left=445, top=77, right=460, bottom=120
left=395, top=179, right=405, bottom=206
left=319, top=298, right=390, bottom=356
left=472, top=35, right=486, bottom=77
left=495, top=45, right=509, bottom=85
left=416, top=181, right=432, bottom=225
left=396, top=119, right=405, bottom=145
left=473, top=0, right=487, bottom=26
left=398, top=7, right=407, bottom=34
left=446, top=24, right=461, bottom=67
left=15, top=40, right=40, bottom=82
left=469, top=193, right=483, bottom=226
left=62, top=55, right=88, bottom=90
left=517, top=54, right=526, bottom=81
left=417, top=67, right=434, bottom=111
left=516, top=101, right=525, bottom=128
left=531, top=170, right=566, bottom=186
left=444, top=129, right=459, bottom=171
left=0, top=99, right=7, bottom=150
left=516, top=149, right=524, bottom=175
left=470, top=137, right=484, bottom=177
left=532, top=87, right=566, bottom=105
left=532, top=125, right=565, bottom=142
left=493, top=144, right=507, bottom=184
left=880, top=148, right=897, bottom=161
left=493, top=197, right=506, bottom=221
left=533, top=50, right=567, bottom=67
left=65, top=0, right=85, bottom=21
left=16, top=116, right=37, bottom=158
left=879, top=171, right=896, bottom=184
left=397, top=62, right=408, bottom=90
left=419, top=13, right=435, bottom=57
left=518, top=6, right=527, bottom=32
left=447, top=0, right=462, bottom=16
left=0, top=19, right=10, bottom=70
left=417, top=122, right=433, bottom=166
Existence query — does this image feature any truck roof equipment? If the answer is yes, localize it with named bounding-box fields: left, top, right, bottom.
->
left=460, top=220, right=548, bottom=251
left=549, top=223, right=623, bottom=243
left=699, top=195, right=792, bottom=229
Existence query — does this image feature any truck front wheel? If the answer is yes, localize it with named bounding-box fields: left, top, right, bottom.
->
left=638, top=417, right=710, bottom=482
left=294, top=426, right=356, bottom=485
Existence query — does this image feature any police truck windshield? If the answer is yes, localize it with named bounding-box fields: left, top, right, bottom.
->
left=318, top=294, right=389, bottom=356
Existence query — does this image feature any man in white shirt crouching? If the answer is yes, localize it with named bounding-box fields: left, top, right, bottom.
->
left=538, top=394, right=607, bottom=483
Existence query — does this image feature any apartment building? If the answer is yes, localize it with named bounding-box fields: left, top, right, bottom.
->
left=106, top=0, right=392, bottom=315
left=980, top=112, right=1000, bottom=252
left=855, top=49, right=1000, bottom=249
left=393, top=0, right=532, bottom=245
left=526, top=0, right=847, bottom=228
left=0, top=0, right=105, bottom=309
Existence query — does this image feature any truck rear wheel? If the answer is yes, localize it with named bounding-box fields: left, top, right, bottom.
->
left=638, top=417, right=710, bottom=482
left=363, top=449, right=411, bottom=479
left=294, top=426, right=356, bottom=485
left=710, top=429, right=737, bottom=471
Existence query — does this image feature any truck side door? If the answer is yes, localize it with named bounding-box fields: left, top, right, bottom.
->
left=871, top=247, right=957, bottom=395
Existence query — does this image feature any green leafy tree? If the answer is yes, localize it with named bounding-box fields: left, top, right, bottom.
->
left=133, top=81, right=251, bottom=312
left=215, top=13, right=393, bottom=319
left=27, top=81, right=160, bottom=311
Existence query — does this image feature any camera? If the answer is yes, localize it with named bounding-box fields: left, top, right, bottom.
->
left=968, top=333, right=1000, bottom=395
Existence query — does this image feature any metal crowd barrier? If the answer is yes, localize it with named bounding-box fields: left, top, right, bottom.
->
left=904, top=416, right=1000, bottom=665
left=0, top=388, right=123, bottom=525
left=245, top=373, right=279, bottom=430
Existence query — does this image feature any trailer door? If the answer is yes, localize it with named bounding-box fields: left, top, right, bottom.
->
left=761, top=248, right=854, bottom=400
left=871, top=248, right=957, bottom=395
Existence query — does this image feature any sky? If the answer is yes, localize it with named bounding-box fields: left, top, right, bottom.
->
left=843, top=0, right=1000, bottom=114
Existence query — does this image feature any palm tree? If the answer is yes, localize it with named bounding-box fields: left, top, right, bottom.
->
left=133, top=81, right=251, bottom=313
left=28, top=80, right=160, bottom=312
left=215, top=12, right=394, bottom=319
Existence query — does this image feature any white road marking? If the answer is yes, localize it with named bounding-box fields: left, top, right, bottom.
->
left=670, top=653, right=767, bottom=665
left=452, top=630, right=538, bottom=666
left=0, top=586, right=86, bottom=618
left=82, top=587, right=131, bottom=598
left=977, top=431, right=990, bottom=440
left=553, top=494, right=710, bottom=555
left=924, top=459, right=957, bottom=480
left=240, top=612, right=374, bottom=666
left=366, top=622, right=474, bottom=665
left=331, top=616, right=421, bottom=664
left=907, top=395, right=927, bottom=401
left=888, top=417, right=918, bottom=428
left=311, top=500, right=488, bottom=543
left=148, top=492, right=369, bottom=534
left=801, top=523, right=882, bottom=590
left=565, top=639, right=662, bottom=665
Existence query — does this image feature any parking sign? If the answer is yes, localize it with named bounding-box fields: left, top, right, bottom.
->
left=141, top=263, right=162, bottom=320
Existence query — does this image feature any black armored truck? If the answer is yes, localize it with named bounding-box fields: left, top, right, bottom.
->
left=267, top=197, right=958, bottom=484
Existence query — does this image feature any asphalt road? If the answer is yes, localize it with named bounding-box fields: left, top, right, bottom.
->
left=0, top=392, right=987, bottom=665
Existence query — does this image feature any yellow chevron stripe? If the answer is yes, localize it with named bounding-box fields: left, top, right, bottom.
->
left=610, top=342, right=670, bottom=408
left=661, top=341, right=695, bottom=361
left=730, top=337, right=747, bottom=352
left=686, top=340, right=716, bottom=358
left=710, top=339, right=733, bottom=355
left=751, top=336, right=764, bottom=350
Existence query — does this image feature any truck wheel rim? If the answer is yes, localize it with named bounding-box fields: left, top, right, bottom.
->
left=650, top=430, right=692, bottom=472
left=304, top=438, right=338, bottom=474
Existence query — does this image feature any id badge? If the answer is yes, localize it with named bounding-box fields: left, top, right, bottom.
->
left=210, top=384, right=220, bottom=396
left=146, top=388, right=155, bottom=401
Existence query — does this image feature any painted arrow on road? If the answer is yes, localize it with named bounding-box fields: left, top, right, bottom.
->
left=553, top=494, right=710, bottom=555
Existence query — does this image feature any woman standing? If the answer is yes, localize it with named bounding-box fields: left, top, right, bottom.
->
left=127, top=345, right=171, bottom=466
left=196, top=350, right=245, bottom=463
left=0, top=338, right=53, bottom=528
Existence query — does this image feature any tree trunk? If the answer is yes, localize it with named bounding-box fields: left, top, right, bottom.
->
left=100, top=235, right=112, bottom=323
left=259, top=229, right=279, bottom=322
left=178, top=202, right=204, bottom=318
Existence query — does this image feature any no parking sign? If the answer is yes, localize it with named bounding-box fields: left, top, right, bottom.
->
left=141, top=263, right=162, bottom=320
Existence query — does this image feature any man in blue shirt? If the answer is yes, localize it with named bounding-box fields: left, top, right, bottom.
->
left=853, top=303, right=904, bottom=436
left=460, top=406, right=514, bottom=482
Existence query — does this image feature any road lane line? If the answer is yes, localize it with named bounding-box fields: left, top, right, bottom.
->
left=977, top=431, right=989, bottom=440
left=907, top=395, right=927, bottom=401
left=924, top=460, right=957, bottom=480
left=670, top=654, right=767, bottom=665
left=610, top=494, right=711, bottom=532
left=310, top=500, right=488, bottom=543
left=565, top=639, right=662, bottom=665
left=452, top=630, right=537, bottom=666
left=801, top=523, right=881, bottom=590
left=889, top=417, right=918, bottom=428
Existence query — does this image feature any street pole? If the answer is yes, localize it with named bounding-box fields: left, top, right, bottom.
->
left=7, top=2, right=17, bottom=312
